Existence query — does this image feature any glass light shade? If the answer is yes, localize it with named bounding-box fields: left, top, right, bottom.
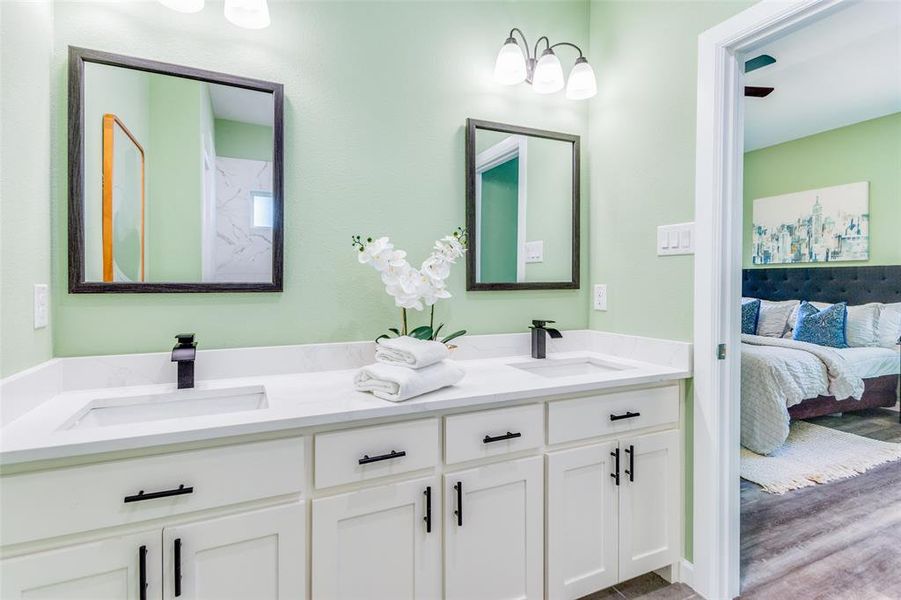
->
left=494, top=38, right=527, bottom=85
left=224, top=0, right=270, bottom=29
left=158, top=0, right=204, bottom=13
left=531, top=50, right=564, bottom=94
left=565, top=57, right=598, bottom=100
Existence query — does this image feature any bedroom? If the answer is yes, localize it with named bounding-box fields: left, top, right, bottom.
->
left=736, top=3, right=901, bottom=597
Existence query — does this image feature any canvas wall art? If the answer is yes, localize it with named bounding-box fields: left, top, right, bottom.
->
left=751, top=181, right=869, bottom=265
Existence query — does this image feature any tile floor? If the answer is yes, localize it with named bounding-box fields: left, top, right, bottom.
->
left=580, top=572, right=698, bottom=600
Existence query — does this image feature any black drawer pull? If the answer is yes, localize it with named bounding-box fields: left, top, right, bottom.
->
left=610, top=447, right=620, bottom=486
left=423, top=486, right=432, bottom=533
left=454, top=481, right=463, bottom=526
left=483, top=431, right=522, bottom=444
left=139, top=545, right=148, bottom=600
left=624, top=444, right=635, bottom=482
left=124, top=484, right=193, bottom=503
left=610, top=411, right=641, bottom=422
left=359, top=449, right=406, bottom=465
left=174, top=538, right=182, bottom=597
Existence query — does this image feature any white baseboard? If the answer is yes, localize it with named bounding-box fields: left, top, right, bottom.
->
left=679, top=559, right=696, bottom=590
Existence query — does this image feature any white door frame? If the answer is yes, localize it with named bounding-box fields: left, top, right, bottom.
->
left=474, top=135, right=529, bottom=282
left=692, top=0, right=848, bottom=598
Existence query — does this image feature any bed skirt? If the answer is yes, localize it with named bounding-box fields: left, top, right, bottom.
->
left=788, top=374, right=899, bottom=420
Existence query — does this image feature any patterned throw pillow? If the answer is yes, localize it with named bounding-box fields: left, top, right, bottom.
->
left=792, top=301, right=849, bottom=348
left=741, top=299, right=761, bottom=335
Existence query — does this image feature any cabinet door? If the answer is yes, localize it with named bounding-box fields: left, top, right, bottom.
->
left=444, top=456, right=543, bottom=600
left=1, top=530, right=161, bottom=600
left=546, top=442, right=619, bottom=600
left=311, top=476, right=440, bottom=600
left=618, top=429, right=680, bottom=580
left=162, top=502, right=305, bottom=600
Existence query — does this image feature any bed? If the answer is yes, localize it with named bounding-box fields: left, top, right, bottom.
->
left=740, top=265, right=901, bottom=454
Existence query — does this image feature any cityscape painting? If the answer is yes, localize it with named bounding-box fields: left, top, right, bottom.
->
left=751, top=181, right=869, bottom=265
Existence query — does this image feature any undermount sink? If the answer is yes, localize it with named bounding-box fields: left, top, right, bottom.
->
left=64, top=385, right=268, bottom=430
left=509, top=356, right=633, bottom=379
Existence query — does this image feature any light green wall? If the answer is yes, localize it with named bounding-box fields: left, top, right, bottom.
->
left=50, top=1, right=590, bottom=358
left=146, top=75, right=204, bottom=281
left=743, top=112, right=901, bottom=268
left=587, top=0, right=753, bottom=561
left=0, top=1, right=54, bottom=378
left=480, top=158, right=519, bottom=282
left=214, top=118, right=272, bottom=162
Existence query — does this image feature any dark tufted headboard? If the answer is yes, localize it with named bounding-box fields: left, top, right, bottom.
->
left=742, top=266, right=901, bottom=305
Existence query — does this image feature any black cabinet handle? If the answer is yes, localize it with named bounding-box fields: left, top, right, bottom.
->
left=454, top=482, right=463, bottom=526
left=359, top=450, right=406, bottom=465
left=610, top=447, right=620, bottom=486
left=624, top=444, right=635, bottom=482
left=610, top=411, right=641, bottom=422
left=138, top=545, right=148, bottom=600
left=124, top=484, right=193, bottom=503
left=174, top=538, right=182, bottom=597
left=483, top=431, right=522, bottom=444
left=423, top=486, right=432, bottom=533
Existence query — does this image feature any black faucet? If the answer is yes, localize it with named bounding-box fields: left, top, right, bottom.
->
left=171, top=333, right=197, bottom=389
left=530, top=320, right=562, bottom=359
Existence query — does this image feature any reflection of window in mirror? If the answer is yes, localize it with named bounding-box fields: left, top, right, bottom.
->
left=252, top=192, right=273, bottom=229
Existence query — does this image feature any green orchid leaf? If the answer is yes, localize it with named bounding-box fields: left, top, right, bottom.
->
left=388, top=328, right=401, bottom=336
left=432, top=323, right=445, bottom=340
left=441, top=330, right=466, bottom=344
left=375, top=334, right=390, bottom=343
left=408, top=325, right=434, bottom=340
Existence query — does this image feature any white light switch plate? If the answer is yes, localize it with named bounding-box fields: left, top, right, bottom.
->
left=593, top=284, right=608, bottom=311
left=33, top=284, right=49, bottom=329
left=524, top=240, right=544, bottom=263
left=657, top=222, right=694, bottom=255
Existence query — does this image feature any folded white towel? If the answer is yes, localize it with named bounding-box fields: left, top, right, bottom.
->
left=354, top=360, right=465, bottom=402
left=375, top=336, right=450, bottom=369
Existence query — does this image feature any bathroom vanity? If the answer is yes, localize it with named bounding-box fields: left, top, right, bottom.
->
left=0, top=332, right=690, bottom=600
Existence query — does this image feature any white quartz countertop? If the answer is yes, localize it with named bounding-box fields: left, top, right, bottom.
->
left=0, top=350, right=689, bottom=466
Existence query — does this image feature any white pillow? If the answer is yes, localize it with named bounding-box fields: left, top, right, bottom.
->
left=876, top=302, right=901, bottom=348
left=784, top=302, right=881, bottom=347
left=755, top=299, right=799, bottom=338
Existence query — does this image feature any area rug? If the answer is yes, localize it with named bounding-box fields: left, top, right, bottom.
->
left=741, top=421, right=901, bottom=494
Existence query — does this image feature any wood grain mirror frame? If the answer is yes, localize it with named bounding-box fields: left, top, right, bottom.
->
left=68, top=46, right=285, bottom=293
left=465, top=118, right=581, bottom=291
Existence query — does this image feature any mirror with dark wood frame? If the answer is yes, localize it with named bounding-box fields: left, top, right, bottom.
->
left=68, top=46, right=284, bottom=293
left=465, top=118, right=580, bottom=291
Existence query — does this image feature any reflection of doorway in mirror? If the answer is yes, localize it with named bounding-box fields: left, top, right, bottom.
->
left=475, top=135, right=528, bottom=283
left=101, top=113, right=145, bottom=283
left=201, top=139, right=217, bottom=282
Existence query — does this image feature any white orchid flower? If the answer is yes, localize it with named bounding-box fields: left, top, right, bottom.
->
left=357, top=236, right=392, bottom=265
left=421, top=254, right=451, bottom=282
left=421, top=280, right=452, bottom=305
left=370, top=248, right=407, bottom=272
left=380, top=262, right=411, bottom=287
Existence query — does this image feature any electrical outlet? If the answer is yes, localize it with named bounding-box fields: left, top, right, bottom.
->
left=593, top=284, right=608, bottom=311
left=34, top=284, right=49, bottom=329
left=524, top=240, right=544, bottom=263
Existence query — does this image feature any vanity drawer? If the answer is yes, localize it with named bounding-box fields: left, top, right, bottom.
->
left=547, top=384, right=679, bottom=445
left=444, top=404, right=544, bottom=465
left=0, top=437, right=304, bottom=546
left=314, top=418, right=439, bottom=489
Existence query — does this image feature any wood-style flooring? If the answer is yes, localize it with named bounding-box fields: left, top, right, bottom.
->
left=580, top=572, right=697, bottom=600
left=740, top=405, right=901, bottom=599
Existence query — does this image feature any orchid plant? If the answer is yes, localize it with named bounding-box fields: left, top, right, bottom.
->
left=352, top=228, right=468, bottom=345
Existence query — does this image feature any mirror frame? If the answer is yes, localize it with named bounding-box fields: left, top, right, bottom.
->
left=465, top=118, right=580, bottom=291
left=68, top=46, right=284, bottom=293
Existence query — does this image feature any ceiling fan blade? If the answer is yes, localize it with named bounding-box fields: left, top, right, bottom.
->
left=745, top=54, right=776, bottom=73
left=745, top=86, right=775, bottom=98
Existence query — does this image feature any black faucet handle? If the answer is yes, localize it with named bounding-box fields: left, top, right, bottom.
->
left=531, top=320, right=556, bottom=329
left=175, top=333, right=196, bottom=347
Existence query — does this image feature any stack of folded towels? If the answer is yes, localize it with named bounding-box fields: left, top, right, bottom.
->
left=354, top=336, right=465, bottom=402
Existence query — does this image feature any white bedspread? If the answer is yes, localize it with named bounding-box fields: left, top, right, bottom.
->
left=741, top=335, right=865, bottom=455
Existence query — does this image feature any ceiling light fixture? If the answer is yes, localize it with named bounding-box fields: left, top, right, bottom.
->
left=224, top=0, right=271, bottom=30
left=493, top=28, right=597, bottom=100
left=158, top=0, right=204, bottom=14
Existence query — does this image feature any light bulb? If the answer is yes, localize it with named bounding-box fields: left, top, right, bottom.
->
left=158, top=0, right=204, bottom=13
left=565, top=57, right=597, bottom=100
left=493, top=37, right=527, bottom=85
left=224, top=0, right=270, bottom=29
left=531, top=49, right=564, bottom=94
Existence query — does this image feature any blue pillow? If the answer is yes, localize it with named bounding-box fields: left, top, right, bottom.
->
left=741, top=299, right=761, bottom=335
left=792, top=301, right=848, bottom=348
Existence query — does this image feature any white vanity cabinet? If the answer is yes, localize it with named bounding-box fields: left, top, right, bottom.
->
left=444, top=456, right=544, bottom=600
left=311, top=476, right=441, bottom=600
